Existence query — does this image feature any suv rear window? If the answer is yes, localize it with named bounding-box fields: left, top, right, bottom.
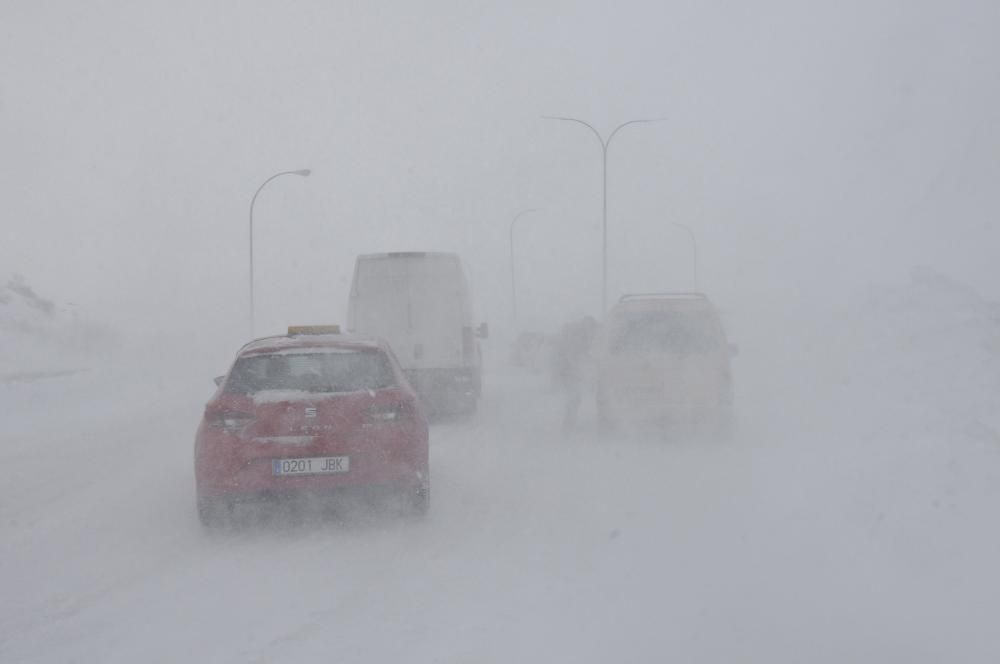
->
left=610, top=311, right=723, bottom=354
left=225, top=349, right=395, bottom=394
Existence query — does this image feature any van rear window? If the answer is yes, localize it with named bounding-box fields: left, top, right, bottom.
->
left=611, top=312, right=722, bottom=354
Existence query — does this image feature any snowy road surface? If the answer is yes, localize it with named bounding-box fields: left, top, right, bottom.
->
left=2, top=337, right=1000, bottom=663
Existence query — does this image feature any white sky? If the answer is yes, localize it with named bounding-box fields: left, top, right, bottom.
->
left=2, top=0, right=998, bottom=352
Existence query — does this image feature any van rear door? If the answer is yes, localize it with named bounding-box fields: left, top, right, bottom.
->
left=404, top=255, right=465, bottom=369
left=350, top=253, right=468, bottom=370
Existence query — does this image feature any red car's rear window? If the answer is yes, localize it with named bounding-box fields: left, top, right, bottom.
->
left=225, top=349, right=395, bottom=394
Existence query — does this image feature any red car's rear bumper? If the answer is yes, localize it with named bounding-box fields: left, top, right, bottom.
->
left=195, top=424, right=428, bottom=500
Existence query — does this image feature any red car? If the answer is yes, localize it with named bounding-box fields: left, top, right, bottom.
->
left=194, top=326, right=429, bottom=527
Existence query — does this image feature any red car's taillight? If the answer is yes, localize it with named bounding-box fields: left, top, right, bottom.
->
left=366, top=402, right=414, bottom=425
left=206, top=410, right=255, bottom=433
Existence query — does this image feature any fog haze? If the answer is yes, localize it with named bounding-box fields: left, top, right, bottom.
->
left=4, top=1, right=998, bottom=341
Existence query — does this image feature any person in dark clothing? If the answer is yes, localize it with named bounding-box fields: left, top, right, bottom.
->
left=551, top=315, right=598, bottom=430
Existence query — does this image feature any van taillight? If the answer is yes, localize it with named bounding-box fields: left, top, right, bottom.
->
left=462, top=326, right=475, bottom=362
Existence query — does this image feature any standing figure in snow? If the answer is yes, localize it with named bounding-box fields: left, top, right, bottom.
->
left=551, top=315, right=598, bottom=431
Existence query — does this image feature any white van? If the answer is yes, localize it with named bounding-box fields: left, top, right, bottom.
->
left=347, top=252, right=487, bottom=414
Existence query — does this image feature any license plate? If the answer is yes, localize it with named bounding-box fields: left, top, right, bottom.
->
left=272, top=456, right=350, bottom=476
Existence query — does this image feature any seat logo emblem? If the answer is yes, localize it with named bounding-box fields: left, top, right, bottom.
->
left=304, top=406, right=317, bottom=418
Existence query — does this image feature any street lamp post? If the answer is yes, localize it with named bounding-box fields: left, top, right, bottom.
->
left=249, top=169, right=311, bottom=336
left=543, top=116, right=661, bottom=313
left=509, top=208, right=538, bottom=322
left=672, top=223, right=699, bottom=291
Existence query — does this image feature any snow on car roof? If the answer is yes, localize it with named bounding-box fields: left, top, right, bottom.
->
left=237, top=334, right=382, bottom=357
left=357, top=251, right=458, bottom=260
left=613, top=296, right=717, bottom=313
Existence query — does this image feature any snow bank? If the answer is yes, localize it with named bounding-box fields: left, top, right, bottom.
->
left=0, top=275, right=117, bottom=379
left=818, top=266, right=1000, bottom=436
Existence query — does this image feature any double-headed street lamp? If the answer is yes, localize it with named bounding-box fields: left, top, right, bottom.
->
left=543, top=116, right=661, bottom=313
left=509, top=208, right=539, bottom=322
left=249, top=169, right=311, bottom=336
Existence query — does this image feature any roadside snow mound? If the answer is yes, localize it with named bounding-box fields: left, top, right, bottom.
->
left=0, top=275, right=116, bottom=378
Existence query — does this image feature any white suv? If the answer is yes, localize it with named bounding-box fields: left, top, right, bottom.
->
left=594, top=293, right=736, bottom=437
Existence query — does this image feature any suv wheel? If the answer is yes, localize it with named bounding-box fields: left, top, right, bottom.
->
left=596, top=386, right=617, bottom=435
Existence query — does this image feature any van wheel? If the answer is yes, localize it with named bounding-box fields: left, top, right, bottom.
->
left=704, top=397, right=735, bottom=443
left=714, top=404, right=735, bottom=442
left=457, top=395, right=478, bottom=416
left=596, top=386, right=616, bottom=435
left=443, top=393, right=476, bottom=417
left=405, top=483, right=430, bottom=517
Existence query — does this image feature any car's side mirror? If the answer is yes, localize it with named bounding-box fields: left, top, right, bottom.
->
left=477, top=322, right=489, bottom=339
left=214, top=375, right=225, bottom=387
left=728, top=343, right=740, bottom=358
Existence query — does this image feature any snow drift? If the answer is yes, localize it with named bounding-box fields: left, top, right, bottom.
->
left=0, top=274, right=116, bottom=380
